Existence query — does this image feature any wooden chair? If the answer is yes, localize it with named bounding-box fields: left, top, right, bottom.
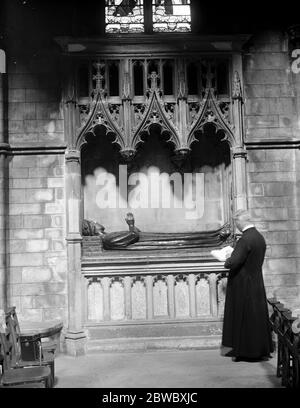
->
left=4, top=307, right=56, bottom=387
left=6, top=306, right=58, bottom=354
left=0, top=330, right=52, bottom=388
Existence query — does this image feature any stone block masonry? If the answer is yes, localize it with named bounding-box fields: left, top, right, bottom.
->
left=247, top=148, right=300, bottom=312
left=244, top=31, right=298, bottom=142
left=244, top=29, right=300, bottom=313
left=4, top=40, right=68, bottom=324
left=8, top=153, right=67, bottom=323
left=8, top=70, right=63, bottom=147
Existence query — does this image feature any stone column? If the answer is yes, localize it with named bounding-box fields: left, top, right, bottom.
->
left=64, top=149, right=86, bottom=356
left=231, top=53, right=248, bottom=212
left=207, top=273, right=218, bottom=317
left=177, top=59, right=189, bottom=148
left=232, top=146, right=248, bottom=211
left=188, top=274, right=196, bottom=318
left=102, top=277, right=111, bottom=321
left=167, top=274, right=175, bottom=319
left=0, top=65, right=9, bottom=315
left=124, top=276, right=132, bottom=320
left=146, top=275, right=154, bottom=320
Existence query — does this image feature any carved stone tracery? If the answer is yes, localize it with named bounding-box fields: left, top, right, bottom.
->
left=75, top=59, right=235, bottom=160
left=187, top=87, right=234, bottom=148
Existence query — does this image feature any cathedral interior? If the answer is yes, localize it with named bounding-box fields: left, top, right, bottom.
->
left=0, top=0, right=300, bottom=357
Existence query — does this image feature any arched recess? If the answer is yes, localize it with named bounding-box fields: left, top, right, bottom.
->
left=189, top=123, right=233, bottom=232
left=80, top=117, right=233, bottom=235
left=80, top=121, right=179, bottom=234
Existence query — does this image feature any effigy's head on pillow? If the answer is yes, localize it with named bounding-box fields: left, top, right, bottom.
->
left=82, top=219, right=105, bottom=236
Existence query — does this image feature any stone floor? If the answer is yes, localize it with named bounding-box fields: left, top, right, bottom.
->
left=54, top=348, right=282, bottom=388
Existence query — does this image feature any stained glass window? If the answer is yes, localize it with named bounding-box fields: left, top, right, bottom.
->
left=152, top=0, right=191, bottom=33
left=105, top=0, right=144, bottom=33
left=105, top=1, right=191, bottom=34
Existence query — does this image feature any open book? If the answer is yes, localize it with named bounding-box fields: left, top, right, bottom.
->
left=210, top=246, right=234, bottom=262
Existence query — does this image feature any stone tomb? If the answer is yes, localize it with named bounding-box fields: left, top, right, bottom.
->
left=80, top=125, right=232, bottom=351
left=60, top=36, right=248, bottom=353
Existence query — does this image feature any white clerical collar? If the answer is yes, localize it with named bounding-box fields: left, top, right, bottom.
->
left=242, top=224, right=255, bottom=232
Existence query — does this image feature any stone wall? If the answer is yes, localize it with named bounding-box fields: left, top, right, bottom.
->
left=0, top=0, right=69, bottom=323
left=244, top=31, right=300, bottom=312
left=247, top=149, right=300, bottom=310
left=6, top=49, right=67, bottom=322
left=7, top=153, right=67, bottom=322
left=244, top=31, right=297, bottom=142
left=0, top=68, right=7, bottom=312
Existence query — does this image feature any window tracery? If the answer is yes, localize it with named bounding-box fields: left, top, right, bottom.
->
left=105, top=0, right=144, bottom=33
left=152, top=0, right=191, bottom=32
left=105, top=0, right=191, bottom=33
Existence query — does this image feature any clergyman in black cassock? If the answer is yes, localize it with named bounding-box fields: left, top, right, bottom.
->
left=222, top=210, right=274, bottom=361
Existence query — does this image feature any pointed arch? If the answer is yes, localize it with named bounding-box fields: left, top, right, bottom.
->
left=187, top=88, right=235, bottom=149
left=75, top=93, right=126, bottom=151
left=131, top=90, right=181, bottom=152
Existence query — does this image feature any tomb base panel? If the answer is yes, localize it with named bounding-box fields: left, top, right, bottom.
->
left=82, top=251, right=228, bottom=353
left=85, top=319, right=223, bottom=352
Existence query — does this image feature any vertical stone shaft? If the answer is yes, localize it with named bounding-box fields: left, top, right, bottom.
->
left=65, top=149, right=86, bottom=355
left=232, top=147, right=248, bottom=211
left=207, top=273, right=218, bottom=317
left=188, top=274, right=196, bottom=318
left=146, top=275, right=154, bottom=319
left=102, top=277, right=111, bottom=321
left=124, top=276, right=132, bottom=320
left=82, top=277, right=90, bottom=322
left=167, top=274, right=175, bottom=318
left=232, top=53, right=248, bottom=212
